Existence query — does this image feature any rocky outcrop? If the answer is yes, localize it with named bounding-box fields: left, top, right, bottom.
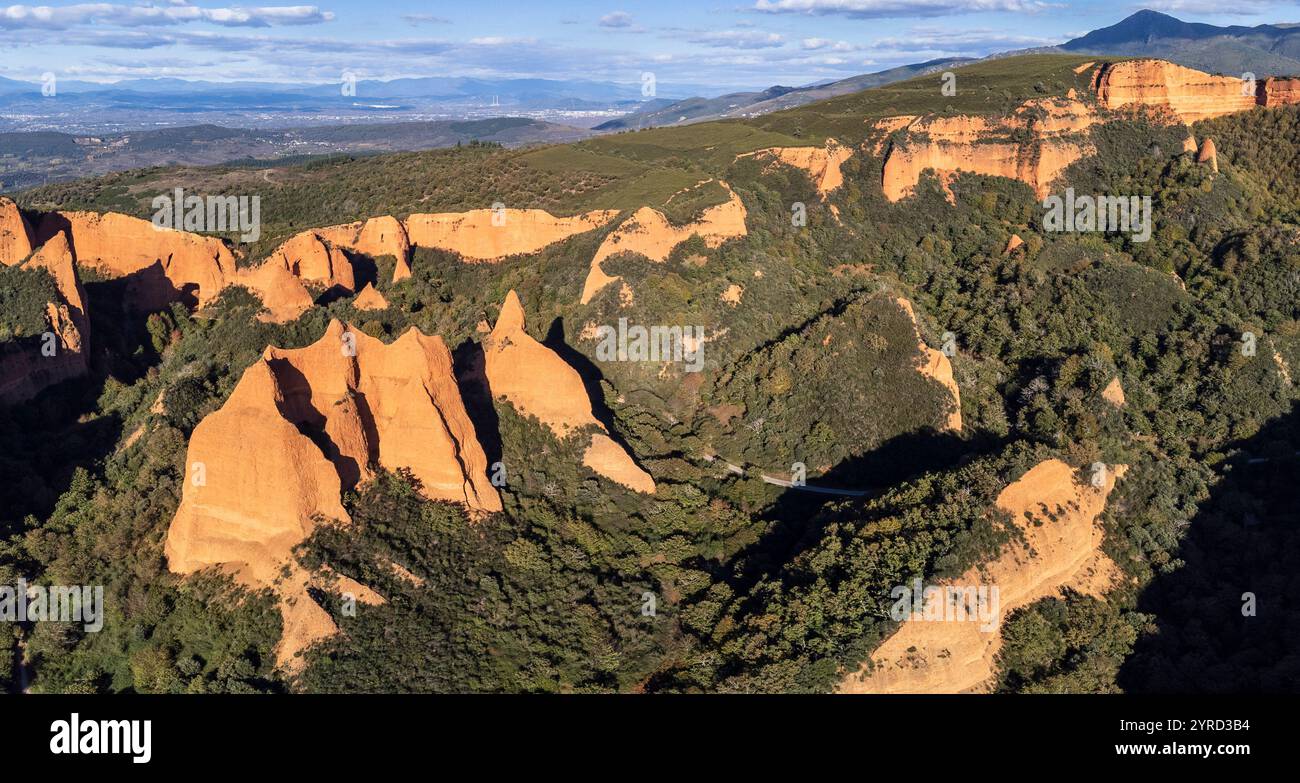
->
left=484, top=290, right=655, bottom=493
left=1094, top=60, right=1254, bottom=121
left=895, top=297, right=961, bottom=432
left=0, top=197, right=33, bottom=266
left=1102, top=376, right=1125, bottom=406
left=735, top=139, right=853, bottom=196
left=0, top=231, right=90, bottom=405
left=405, top=208, right=616, bottom=262
left=263, top=231, right=356, bottom=294
left=315, top=215, right=411, bottom=283
left=228, top=261, right=316, bottom=324
left=880, top=97, right=1096, bottom=202
left=37, top=210, right=235, bottom=312
left=166, top=319, right=501, bottom=668
left=1092, top=59, right=1294, bottom=122
left=839, top=459, right=1125, bottom=693
left=1197, top=137, right=1219, bottom=172
left=1261, top=76, right=1300, bottom=107
left=352, top=283, right=389, bottom=311
left=580, top=183, right=748, bottom=304
left=867, top=116, right=918, bottom=154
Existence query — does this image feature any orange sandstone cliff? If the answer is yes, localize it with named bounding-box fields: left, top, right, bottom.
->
left=1093, top=59, right=1258, bottom=122
left=166, top=319, right=500, bottom=668
left=895, top=297, right=961, bottom=432
left=735, top=139, right=853, bottom=196
left=314, top=215, right=412, bottom=282
left=0, top=197, right=34, bottom=266
left=405, top=208, right=616, bottom=262
left=0, top=231, right=91, bottom=404
left=839, top=459, right=1125, bottom=693
left=484, top=290, right=655, bottom=493
left=37, top=210, right=235, bottom=312
left=880, top=97, right=1097, bottom=202
left=580, top=183, right=748, bottom=304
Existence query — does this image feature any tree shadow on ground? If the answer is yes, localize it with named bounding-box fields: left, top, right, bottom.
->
left=1119, top=402, right=1300, bottom=693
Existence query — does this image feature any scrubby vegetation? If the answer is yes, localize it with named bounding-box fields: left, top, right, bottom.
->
left=3, top=55, right=1298, bottom=693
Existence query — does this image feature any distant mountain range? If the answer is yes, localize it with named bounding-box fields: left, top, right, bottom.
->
left=601, top=11, right=1300, bottom=132
left=5, top=9, right=1300, bottom=187
left=1057, top=10, right=1300, bottom=77
left=595, top=58, right=973, bottom=131
left=0, top=118, right=590, bottom=192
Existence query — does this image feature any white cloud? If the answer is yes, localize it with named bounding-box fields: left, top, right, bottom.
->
left=801, top=37, right=863, bottom=51
left=688, top=30, right=785, bottom=49
left=0, top=3, right=335, bottom=30
left=753, top=0, right=1052, bottom=18
left=402, top=13, right=451, bottom=27
left=599, top=11, right=634, bottom=28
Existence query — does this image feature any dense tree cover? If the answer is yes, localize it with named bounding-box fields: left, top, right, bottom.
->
left=3, top=70, right=1298, bottom=693
left=0, top=262, right=57, bottom=342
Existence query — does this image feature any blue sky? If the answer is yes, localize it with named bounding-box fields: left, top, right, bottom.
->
left=2, top=1, right=1298, bottom=90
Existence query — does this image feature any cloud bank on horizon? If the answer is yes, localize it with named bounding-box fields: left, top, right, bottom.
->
left=0, top=0, right=1296, bottom=88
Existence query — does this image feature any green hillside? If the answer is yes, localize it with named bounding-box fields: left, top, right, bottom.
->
left=5, top=53, right=1299, bottom=695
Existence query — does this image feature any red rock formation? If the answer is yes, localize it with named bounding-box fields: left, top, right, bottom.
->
left=735, top=139, right=853, bottom=196
left=1197, top=137, right=1219, bottom=172
left=314, top=215, right=412, bottom=283
left=0, top=197, right=33, bottom=266
left=895, top=297, right=961, bottom=432
left=484, top=290, right=655, bottom=493
left=166, top=319, right=501, bottom=668
left=228, top=261, right=316, bottom=324
left=405, top=208, right=617, bottom=262
left=1260, top=76, right=1300, bottom=107
left=352, top=283, right=389, bottom=311
left=1093, top=59, right=1257, bottom=122
left=0, top=231, right=90, bottom=404
left=840, top=460, right=1125, bottom=693
left=580, top=182, right=747, bottom=304
left=264, top=231, right=356, bottom=293
left=36, top=210, right=234, bottom=312
left=880, top=97, right=1096, bottom=202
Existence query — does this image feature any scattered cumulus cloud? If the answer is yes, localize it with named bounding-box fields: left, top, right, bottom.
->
left=687, top=29, right=784, bottom=49
left=0, top=2, right=335, bottom=30
left=753, top=0, right=1052, bottom=18
left=599, top=11, right=635, bottom=28
left=402, top=13, right=451, bottom=27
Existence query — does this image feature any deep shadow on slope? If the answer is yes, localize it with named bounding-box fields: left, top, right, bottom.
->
left=739, top=428, right=974, bottom=581
left=1119, top=403, right=1300, bottom=693
left=0, top=276, right=174, bottom=534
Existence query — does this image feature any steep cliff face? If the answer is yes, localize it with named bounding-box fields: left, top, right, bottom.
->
left=484, top=291, right=655, bottom=493
left=839, top=459, right=1125, bottom=694
left=880, top=97, right=1097, bottom=202
left=314, top=215, right=411, bottom=282
left=1261, top=76, right=1300, bottom=107
left=1093, top=59, right=1266, bottom=122
left=164, top=358, right=350, bottom=670
left=0, top=197, right=34, bottom=266
left=166, top=319, right=501, bottom=668
left=228, top=261, right=316, bottom=323
left=264, top=231, right=356, bottom=294
left=580, top=183, right=748, bottom=304
left=895, top=297, right=961, bottom=432
left=36, top=210, right=235, bottom=312
left=0, top=231, right=90, bottom=405
left=405, top=208, right=617, bottom=261
left=735, top=139, right=853, bottom=196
